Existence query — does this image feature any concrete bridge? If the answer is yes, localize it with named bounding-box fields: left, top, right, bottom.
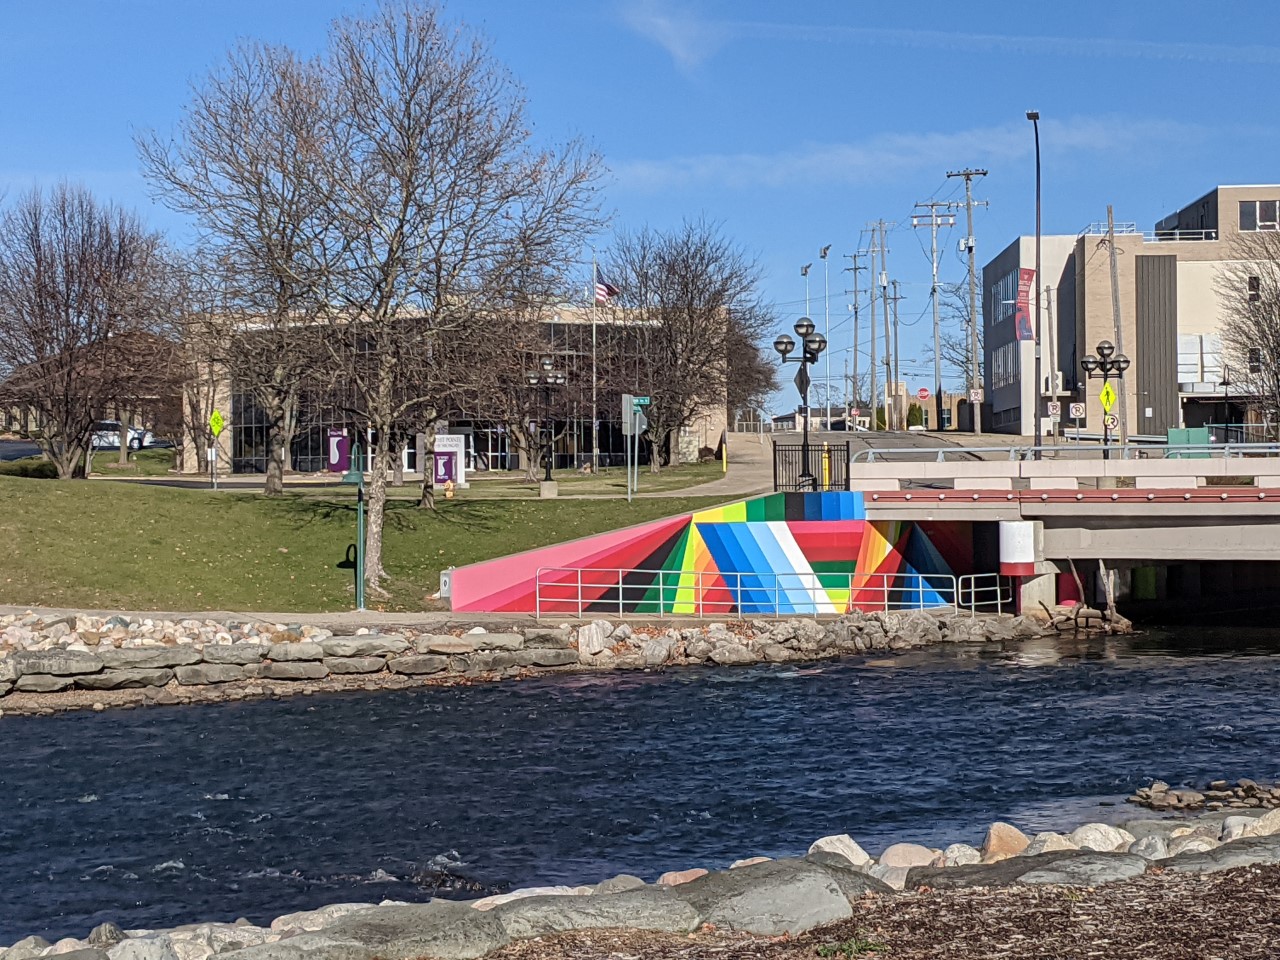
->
left=843, top=441, right=1280, bottom=610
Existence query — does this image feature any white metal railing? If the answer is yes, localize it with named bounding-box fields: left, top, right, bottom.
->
left=1078, top=222, right=1218, bottom=243
left=852, top=441, right=1280, bottom=463
left=534, top=567, right=1012, bottom=619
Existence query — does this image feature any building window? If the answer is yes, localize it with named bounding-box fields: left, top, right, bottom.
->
left=1239, top=200, right=1279, bottom=232
left=989, top=270, right=1017, bottom=325
left=1249, top=276, right=1261, bottom=303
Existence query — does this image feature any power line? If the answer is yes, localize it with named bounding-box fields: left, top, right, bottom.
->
left=945, top=167, right=990, bottom=434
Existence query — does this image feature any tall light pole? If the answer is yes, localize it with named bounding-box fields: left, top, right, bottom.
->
left=1027, top=110, right=1043, bottom=456
left=773, top=317, right=827, bottom=490
left=820, top=245, right=831, bottom=428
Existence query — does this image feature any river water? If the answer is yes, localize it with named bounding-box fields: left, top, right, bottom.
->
left=4, top=629, right=1280, bottom=941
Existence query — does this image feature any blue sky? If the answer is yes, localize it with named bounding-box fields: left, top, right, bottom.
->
left=4, top=0, right=1279, bottom=402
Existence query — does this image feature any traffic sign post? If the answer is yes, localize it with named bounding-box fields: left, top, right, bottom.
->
left=1069, top=402, right=1085, bottom=447
left=207, top=409, right=224, bottom=490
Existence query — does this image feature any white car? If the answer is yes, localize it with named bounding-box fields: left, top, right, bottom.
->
left=90, top=420, right=155, bottom=451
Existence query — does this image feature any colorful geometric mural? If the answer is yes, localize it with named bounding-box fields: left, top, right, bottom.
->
left=449, top=492, right=972, bottom=615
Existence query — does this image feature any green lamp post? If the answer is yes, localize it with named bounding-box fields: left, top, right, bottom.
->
left=341, top=438, right=366, bottom=611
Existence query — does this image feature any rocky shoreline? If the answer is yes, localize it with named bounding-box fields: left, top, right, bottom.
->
left=6, top=806, right=1280, bottom=960
left=0, top=609, right=1049, bottom=716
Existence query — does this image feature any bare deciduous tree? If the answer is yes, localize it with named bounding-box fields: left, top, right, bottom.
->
left=921, top=282, right=984, bottom=387
left=602, top=219, right=773, bottom=472
left=0, top=184, right=168, bottom=479
left=138, top=42, right=335, bottom=495
left=1217, top=230, right=1280, bottom=435
left=311, top=3, right=604, bottom=589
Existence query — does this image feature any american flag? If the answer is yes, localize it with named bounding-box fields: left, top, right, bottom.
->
left=594, top=267, right=619, bottom=304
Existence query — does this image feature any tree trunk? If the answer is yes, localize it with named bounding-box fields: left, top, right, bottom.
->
left=418, top=422, right=438, bottom=509
left=118, top=409, right=131, bottom=466
left=262, top=393, right=296, bottom=497
left=392, top=434, right=405, bottom=487
left=363, top=424, right=392, bottom=591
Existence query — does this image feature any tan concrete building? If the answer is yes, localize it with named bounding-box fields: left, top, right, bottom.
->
left=984, top=185, right=1273, bottom=438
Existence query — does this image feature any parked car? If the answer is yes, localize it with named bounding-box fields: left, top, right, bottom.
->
left=90, top=420, right=156, bottom=450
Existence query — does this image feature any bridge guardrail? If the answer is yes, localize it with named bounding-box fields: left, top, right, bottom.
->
left=534, top=567, right=1011, bottom=619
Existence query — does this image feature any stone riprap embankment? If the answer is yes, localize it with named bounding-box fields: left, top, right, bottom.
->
left=0, top=609, right=1048, bottom=716
left=6, top=808, right=1280, bottom=960
left=1128, top=777, right=1280, bottom=813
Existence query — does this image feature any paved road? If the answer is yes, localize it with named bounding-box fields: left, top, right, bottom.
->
left=0, top=440, right=40, bottom=461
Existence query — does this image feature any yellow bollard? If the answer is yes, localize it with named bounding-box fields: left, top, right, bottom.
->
left=721, top=432, right=728, bottom=474
left=822, top=442, right=830, bottom=490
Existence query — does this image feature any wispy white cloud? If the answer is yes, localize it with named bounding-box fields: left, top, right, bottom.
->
left=619, top=2, right=1280, bottom=69
left=612, top=116, right=1207, bottom=193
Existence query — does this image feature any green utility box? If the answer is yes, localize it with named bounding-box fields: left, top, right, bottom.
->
left=1166, top=427, right=1211, bottom=458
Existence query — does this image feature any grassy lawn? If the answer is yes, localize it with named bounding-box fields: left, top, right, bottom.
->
left=90, top=447, right=177, bottom=477
left=0, top=476, right=723, bottom=613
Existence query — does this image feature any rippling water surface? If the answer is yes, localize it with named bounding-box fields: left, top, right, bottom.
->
left=4, top=629, right=1280, bottom=941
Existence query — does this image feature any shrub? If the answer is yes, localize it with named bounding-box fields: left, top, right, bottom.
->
left=0, top=458, right=58, bottom=479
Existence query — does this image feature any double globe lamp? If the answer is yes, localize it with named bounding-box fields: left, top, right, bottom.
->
left=773, top=316, right=827, bottom=489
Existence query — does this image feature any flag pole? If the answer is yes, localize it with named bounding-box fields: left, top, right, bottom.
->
left=591, top=253, right=599, bottom=475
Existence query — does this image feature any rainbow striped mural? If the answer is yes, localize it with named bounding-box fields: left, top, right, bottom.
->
left=448, top=491, right=971, bottom=615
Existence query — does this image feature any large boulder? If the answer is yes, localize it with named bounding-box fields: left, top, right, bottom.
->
left=1160, top=835, right=1280, bottom=874
left=493, top=887, right=701, bottom=938
left=260, top=662, right=328, bottom=681
left=522, top=627, right=573, bottom=649
left=906, top=851, right=1079, bottom=891
left=1067, top=823, right=1135, bottom=852
left=807, top=834, right=872, bottom=869
left=593, top=874, right=646, bottom=894
left=1128, top=835, right=1169, bottom=860
left=98, top=647, right=199, bottom=670
left=522, top=649, right=577, bottom=668
left=315, top=901, right=509, bottom=960
left=1167, top=835, right=1220, bottom=857
left=415, top=637, right=480, bottom=656
left=15, top=673, right=75, bottom=692
left=202, top=644, right=268, bottom=665
left=271, top=904, right=378, bottom=934
left=321, top=637, right=410, bottom=658
left=576, top=621, right=614, bottom=657
left=387, top=655, right=448, bottom=676
left=108, top=938, right=180, bottom=960
left=217, top=934, right=373, bottom=960
left=175, top=664, right=245, bottom=685
left=474, top=634, right=523, bottom=651
left=6, top=937, right=52, bottom=960
left=324, top=658, right=386, bottom=675
left=1022, top=832, right=1078, bottom=857
left=12, top=650, right=104, bottom=675
left=76, top=668, right=174, bottom=690
left=937, top=843, right=982, bottom=867
left=878, top=843, right=935, bottom=869
left=267, top=642, right=325, bottom=662
left=670, top=859, right=873, bottom=936
left=981, top=822, right=1029, bottom=862
left=708, top=644, right=754, bottom=666
left=1017, top=852, right=1148, bottom=886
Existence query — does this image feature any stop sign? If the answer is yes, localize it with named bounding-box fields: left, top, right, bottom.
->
left=917, top=387, right=930, bottom=401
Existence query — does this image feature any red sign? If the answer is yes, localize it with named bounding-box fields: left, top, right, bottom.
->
left=917, top=388, right=930, bottom=401
left=1015, top=267, right=1036, bottom=341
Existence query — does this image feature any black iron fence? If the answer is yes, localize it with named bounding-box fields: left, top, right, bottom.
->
left=772, top=441, right=851, bottom=492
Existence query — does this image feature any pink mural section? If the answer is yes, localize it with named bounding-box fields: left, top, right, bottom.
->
left=448, top=492, right=974, bottom=615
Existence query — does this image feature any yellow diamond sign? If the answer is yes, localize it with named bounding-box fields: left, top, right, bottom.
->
left=1098, top=382, right=1117, bottom=413
left=209, top=409, right=225, bottom=438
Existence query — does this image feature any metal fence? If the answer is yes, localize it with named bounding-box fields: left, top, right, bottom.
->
left=773, top=441, right=852, bottom=491
left=851, top=441, right=1280, bottom=463
left=534, top=567, right=1013, bottom=619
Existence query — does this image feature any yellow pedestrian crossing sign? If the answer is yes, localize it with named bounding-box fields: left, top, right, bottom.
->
left=209, top=409, right=225, bottom=437
left=1098, top=382, right=1117, bottom=413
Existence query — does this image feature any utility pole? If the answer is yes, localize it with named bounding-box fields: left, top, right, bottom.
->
left=865, top=232, right=879, bottom=432
left=844, top=251, right=867, bottom=424
left=1106, top=205, right=1129, bottom=445
left=913, top=201, right=957, bottom=431
left=891, top=280, right=903, bottom=428
left=873, top=220, right=894, bottom=430
left=946, top=168, right=989, bottom=434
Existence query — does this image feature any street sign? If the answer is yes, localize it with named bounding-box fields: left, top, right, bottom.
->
left=969, top=389, right=982, bottom=404
left=793, top=365, right=811, bottom=396
left=632, top=396, right=651, bottom=406
left=1069, top=402, right=1086, bottom=419
left=1099, top=382, right=1117, bottom=413
left=208, top=409, right=224, bottom=437
left=1046, top=401, right=1061, bottom=417
left=1103, top=413, right=1119, bottom=430
left=917, top=387, right=930, bottom=401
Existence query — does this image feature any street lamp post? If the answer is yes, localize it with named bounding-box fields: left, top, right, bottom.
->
left=1080, top=339, right=1129, bottom=458
left=1027, top=110, right=1043, bottom=458
left=526, top=355, right=567, bottom=490
left=773, top=316, right=828, bottom=490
